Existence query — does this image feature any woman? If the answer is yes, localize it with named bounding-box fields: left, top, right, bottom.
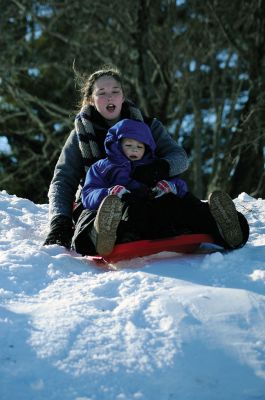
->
left=44, top=65, right=249, bottom=256
left=43, top=66, right=189, bottom=252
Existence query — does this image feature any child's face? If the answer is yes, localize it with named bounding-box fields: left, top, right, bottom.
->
left=90, top=76, right=124, bottom=123
left=121, top=138, right=145, bottom=161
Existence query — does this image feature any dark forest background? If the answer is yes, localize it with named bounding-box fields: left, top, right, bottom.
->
left=0, top=0, right=264, bottom=203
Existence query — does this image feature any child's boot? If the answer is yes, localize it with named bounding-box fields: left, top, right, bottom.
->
left=91, top=195, right=123, bottom=255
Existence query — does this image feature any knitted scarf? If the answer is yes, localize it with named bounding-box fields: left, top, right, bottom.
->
left=75, top=101, right=144, bottom=173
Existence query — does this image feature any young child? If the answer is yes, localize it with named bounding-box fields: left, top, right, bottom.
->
left=79, top=119, right=249, bottom=256
left=80, top=118, right=187, bottom=255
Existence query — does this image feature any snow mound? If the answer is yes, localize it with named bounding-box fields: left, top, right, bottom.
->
left=1, top=190, right=265, bottom=400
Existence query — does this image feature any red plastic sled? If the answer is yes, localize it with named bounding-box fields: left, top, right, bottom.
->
left=86, top=233, right=215, bottom=264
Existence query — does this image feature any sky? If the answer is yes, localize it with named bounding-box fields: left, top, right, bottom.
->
left=0, top=190, right=265, bottom=400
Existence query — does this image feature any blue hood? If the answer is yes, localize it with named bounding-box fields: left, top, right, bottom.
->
left=104, top=119, right=156, bottom=163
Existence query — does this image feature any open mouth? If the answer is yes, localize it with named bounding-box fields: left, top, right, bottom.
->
left=106, top=104, right=116, bottom=112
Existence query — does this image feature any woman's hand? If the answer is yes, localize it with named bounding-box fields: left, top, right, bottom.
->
left=43, top=215, right=74, bottom=249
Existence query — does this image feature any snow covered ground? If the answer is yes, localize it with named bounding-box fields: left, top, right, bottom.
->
left=0, top=190, right=265, bottom=400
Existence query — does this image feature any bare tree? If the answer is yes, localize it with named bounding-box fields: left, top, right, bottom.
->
left=0, top=0, right=264, bottom=202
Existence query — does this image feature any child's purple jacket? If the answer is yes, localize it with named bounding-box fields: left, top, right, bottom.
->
left=81, top=119, right=187, bottom=210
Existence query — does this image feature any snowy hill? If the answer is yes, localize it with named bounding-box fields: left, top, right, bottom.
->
left=0, top=190, right=265, bottom=400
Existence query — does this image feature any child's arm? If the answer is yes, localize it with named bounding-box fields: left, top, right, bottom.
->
left=81, top=163, right=111, bottom=210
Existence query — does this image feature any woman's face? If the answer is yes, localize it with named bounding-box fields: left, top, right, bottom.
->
left=90, top=76, right=125, bottom=123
